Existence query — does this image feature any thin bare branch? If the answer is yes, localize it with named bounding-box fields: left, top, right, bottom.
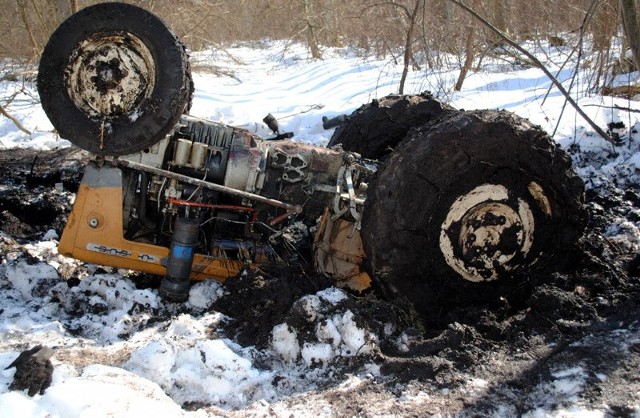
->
left=584, top=103, right=640, bottom=114
left=361, top=1, right=412, bottom=18
left=550, top=0, right=599, bottom=137
left=447, top=0, right=613, bottom=144
left=0, top=104, right=32, bottom=136
left=0, top=70, right=38, bottom=83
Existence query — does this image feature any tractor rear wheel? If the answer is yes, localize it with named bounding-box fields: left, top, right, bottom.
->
left=362, top=110, right=586, bottom=315
left=327, top=93, right=456, bottom=160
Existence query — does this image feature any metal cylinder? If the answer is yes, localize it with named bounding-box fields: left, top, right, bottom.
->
left=173, top=138, right=192, bottom=166
left=159, top=217, right=199, bottom=302
left=190, top=142, right=207, bottom=169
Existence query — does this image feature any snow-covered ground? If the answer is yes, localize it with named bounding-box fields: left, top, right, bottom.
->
left=1, top=40, right=640, bottom=417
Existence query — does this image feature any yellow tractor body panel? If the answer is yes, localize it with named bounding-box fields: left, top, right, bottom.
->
left=58, top=165, right=245, bottom=281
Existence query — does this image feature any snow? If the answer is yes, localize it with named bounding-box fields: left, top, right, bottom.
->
left=2, top=38, right=640, bottom=416
left=127, top=334, right=273, bottom=408
left=271, top=323, right=300, bottom=362
left=0, top=364, right=203, bottom=418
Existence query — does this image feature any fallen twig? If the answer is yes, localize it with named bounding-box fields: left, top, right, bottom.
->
left=583, top=103, right=640, bottom=114
left=0, top=70, right=37, bottom=83
left=0, top=103, right=31, bottom=136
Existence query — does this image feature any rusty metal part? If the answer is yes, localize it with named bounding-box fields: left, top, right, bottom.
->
left=65, top=33, right=155, bottom=119
left=267, top=211, right=291, bottom=226
left=271, top=148, right=308, bottom=183
left=314, top=209, right=371, bottom=291
left=332, top=163, right=365, bottom=224
left=223, top=133, right=269, bottom=193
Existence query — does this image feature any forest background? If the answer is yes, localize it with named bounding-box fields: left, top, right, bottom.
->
left=1, top=0, right=639, bottom=99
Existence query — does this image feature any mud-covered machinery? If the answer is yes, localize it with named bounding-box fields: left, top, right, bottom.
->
left=38, top=3, right=586, bottom=311
left=57, top=114, right=376, bottom=301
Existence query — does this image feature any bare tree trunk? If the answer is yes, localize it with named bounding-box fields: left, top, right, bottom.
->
left=16, top=0, right=39, bottom=60
left=324, top=0, right=341, bottom=47
left=454, top=8, right=476, bottom=91
left=357, top=34, right=369, bottom=51
left=438, top=0, right=456, bottom=53
left=492, top=0, right=507, bottom=32
left=303, top=0, right=322, bottom=59
left=489, top=0, right=507, bottom=46
left=620, top=0, right=640, bottom=73
left=399, top=0, right=423, bottom=95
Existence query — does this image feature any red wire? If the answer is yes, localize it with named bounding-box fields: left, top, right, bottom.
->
left=167, top=198, right=259, bottom=223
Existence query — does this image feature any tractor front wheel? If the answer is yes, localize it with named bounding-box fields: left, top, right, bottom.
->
left=38, top=2, right=192, bottom=156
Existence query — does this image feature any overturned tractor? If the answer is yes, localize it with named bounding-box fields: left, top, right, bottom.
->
left=37, top=3, right=586, bottom=314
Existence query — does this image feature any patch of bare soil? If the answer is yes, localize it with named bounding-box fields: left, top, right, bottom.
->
left=0, top=147, right=88, bottom=241
left=212, top=264, right=336, bottom=347
left=2, top=147, right=639, bottom=416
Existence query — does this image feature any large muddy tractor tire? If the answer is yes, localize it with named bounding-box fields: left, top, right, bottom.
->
left=362, top=110, right=586, bottom=313
left=327, top=93, right=457, bottom=159
left=38, top=2, right=192, bottom=156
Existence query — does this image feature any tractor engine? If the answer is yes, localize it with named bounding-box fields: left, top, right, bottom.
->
left=59, top=115, right=376, bottom=301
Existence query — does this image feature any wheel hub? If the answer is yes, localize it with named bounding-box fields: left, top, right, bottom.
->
left=440, top=184, right=534, bottom=282
left=65, top=33, right=156, bottom=119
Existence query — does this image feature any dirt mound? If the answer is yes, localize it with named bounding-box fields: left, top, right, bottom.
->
left=212, top=265, right=335, bottom=347
left=211, top=260, right=433, bottom=356
left=0, top=147, right=88, bottom=189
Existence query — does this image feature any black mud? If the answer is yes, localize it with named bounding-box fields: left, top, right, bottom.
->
left=0, top=147, right=88, bottom=241
left=327, top=92, right=457, bottom=159
left=212, top=264, right=336, bottom=347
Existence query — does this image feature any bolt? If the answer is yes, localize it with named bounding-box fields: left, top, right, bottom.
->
left=88, top=218, right=99, bottom=228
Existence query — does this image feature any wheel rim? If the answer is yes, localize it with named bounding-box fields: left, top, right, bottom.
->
left=439, top=184, right=535, bottom=282
left=65, top=33, right=156, bottom=119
